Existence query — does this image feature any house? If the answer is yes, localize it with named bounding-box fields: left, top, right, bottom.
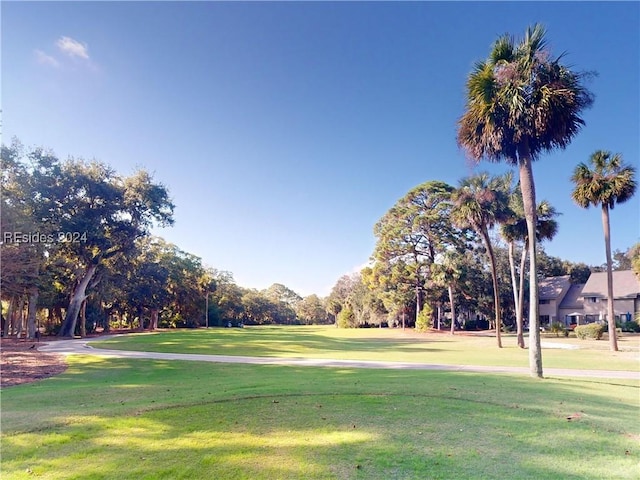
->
left=580, top=270, right=640, bottom=323
left=558, top=283, right=586, bottom=326
left=537, top=270, right=640, bottom=326
left=538, top=275, right=572, bottom=326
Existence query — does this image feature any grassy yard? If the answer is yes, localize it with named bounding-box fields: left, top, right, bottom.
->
left=2, top=354, right=639, bottom=480
left=90, top=325, right=640, bottom=371
left=2, top=327, right=639, bottom=479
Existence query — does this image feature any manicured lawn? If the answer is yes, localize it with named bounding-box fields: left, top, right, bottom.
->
left=2, top=354, right=639, bottom=479
left=3, top=327, right=638, bottom=478
left=90, top=325, right=640, bottom=371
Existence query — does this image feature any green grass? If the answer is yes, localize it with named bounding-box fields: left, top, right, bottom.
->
left=2, top=354, right=639, bottom=479
left=90, top=325, right=640, bottom=371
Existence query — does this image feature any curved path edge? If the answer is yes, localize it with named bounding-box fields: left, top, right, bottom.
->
left=39, top=337, right=640, bottom=380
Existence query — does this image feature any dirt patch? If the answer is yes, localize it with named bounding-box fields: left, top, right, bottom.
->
left=1, top=338, right=68, bottom=388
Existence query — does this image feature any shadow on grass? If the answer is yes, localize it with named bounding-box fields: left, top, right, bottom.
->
left=92, top=327, right=451, bottom=358
left=2, top=358, right=639, bottom=479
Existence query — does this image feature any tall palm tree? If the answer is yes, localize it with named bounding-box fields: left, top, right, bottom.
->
left=457, top=24, right=594, bottom=377
left=452, top=172, right=512, bottom=348
left=571, top=150, right=637, bottom=351
left=501, top=187, right=559, bottom=348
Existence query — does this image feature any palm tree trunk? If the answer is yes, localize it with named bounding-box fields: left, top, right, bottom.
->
left=480, top=228, right=502, bottom=348
left=517, top=241, right=528, bottom=348
left=448, top=284, right=456, bottom=335
left=601, top=205, right=618, bottom=351
left=519, top=156, right=543, bottom=378
left=508, top=241, right=525, bottom=348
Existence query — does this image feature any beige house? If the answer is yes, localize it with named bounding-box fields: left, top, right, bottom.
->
left=538, top=275, right=572, bottom=326
left=538, top=270, right=640, bottom=326
left=580, top=270, right=640, bottom=323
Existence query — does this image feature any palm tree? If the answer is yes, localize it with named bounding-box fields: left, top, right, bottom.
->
left=431, top=251, right=464, bottom=335
left=501, top=187, right=559, bottom=348
left=452, top=172, right=512, bottom=347
left=571, top=150, right=637, bottom=351
left=457, top=24, right=594, bottom=377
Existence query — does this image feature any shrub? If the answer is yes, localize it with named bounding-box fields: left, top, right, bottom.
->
left=621, top=321, right=640, bottom=333
left=415, top=305, right=433, bottom=332
left=549, top=321, right=567, bottom=337
left=337, top=306, right=355, bottom=328
left=574, top=323, right=604, bottom=340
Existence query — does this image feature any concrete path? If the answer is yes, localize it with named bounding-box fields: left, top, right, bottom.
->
left=39, top=337, right=640, bottom=380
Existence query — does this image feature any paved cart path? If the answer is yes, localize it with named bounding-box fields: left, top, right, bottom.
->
left=39, top=337, right=640, bottom=380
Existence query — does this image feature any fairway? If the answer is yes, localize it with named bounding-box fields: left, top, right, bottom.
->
left=90, top=325, right=640, bottom=372
left=2, top=328, right=639, bottom=479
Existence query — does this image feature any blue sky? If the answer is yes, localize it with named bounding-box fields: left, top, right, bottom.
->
left=3, top=1, right=639, bottom=297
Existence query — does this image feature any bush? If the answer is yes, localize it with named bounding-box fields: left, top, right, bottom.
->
left=463, top=319, right=477, bottom=331
left=549, top=321, right=567, bottom=337
left=415, top=305, right=433, bottom=332
left=574, top=323, right=604, bottom=340
left=337, top=306, right=355, bottom=328
left=621, top=321, right=640, bottom=333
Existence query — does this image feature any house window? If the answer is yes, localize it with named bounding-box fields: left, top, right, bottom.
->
left=540, top=315, right=550, bottom=326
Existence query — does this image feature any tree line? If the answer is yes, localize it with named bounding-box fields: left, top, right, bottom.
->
left=325, top=174, right=637, bottom=336
left=1, top=140, right=331, bottom=339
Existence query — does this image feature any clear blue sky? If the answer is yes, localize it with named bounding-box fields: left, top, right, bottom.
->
left=3, top=1, right=639, bottom=297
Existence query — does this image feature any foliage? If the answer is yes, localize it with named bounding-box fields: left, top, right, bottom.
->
left=295, top=295, right=329, bottom=325
left=620, top=321, right=640, bottom=333
left=415, top=304, right=433, bottom=332
left=452, top=172, right=512, bottom=346
left=371, top=180, right=469, bottom=327
left=549, top=321, right=568, bottom=337
left=571, top=151, right=637, bottom=212
left=336, top=305, right=356, bottom=328
left=571, top=150, right=637, bottom=352
left=463, top=319, right=490, bottom=331
left=574, top=323, right=604, bottom=340
left=629, top=243, right=640, bottom=278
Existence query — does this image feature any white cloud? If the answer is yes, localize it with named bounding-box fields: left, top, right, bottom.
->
left=56, top=36, right=89, bottom=60
left=34, top=49, right=60, bottom=68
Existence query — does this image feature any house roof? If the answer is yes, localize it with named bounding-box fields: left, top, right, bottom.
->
left=581, top=270, right=640, bottom=299
left=539, top=275, right=571, bottom=300
left=558, top=283, right=585, bottom=310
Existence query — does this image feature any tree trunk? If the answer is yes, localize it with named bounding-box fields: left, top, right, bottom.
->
left=602, top=205, right=618, bottom=351
left=518, top=242, right=528, bottom=348
left=80, top=300, right=87, bottom=338
left=519, top=156, right=543, bottom=378
left=415, top=284, right=421, bottom=327
left=150, top=309, right=159, bottom=331
left=26, top=288, right=39, bottom=339
left=481, top=228, right=502, bottom=348
left=448, top=284, right=456, bottom=335
left=59, top=264, right=98, bottom=337
left=3, top=296, right=15, bottom=337
left=16, top=296, right=25, bottom=338
left=507, top=241, right=525, bottom=348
